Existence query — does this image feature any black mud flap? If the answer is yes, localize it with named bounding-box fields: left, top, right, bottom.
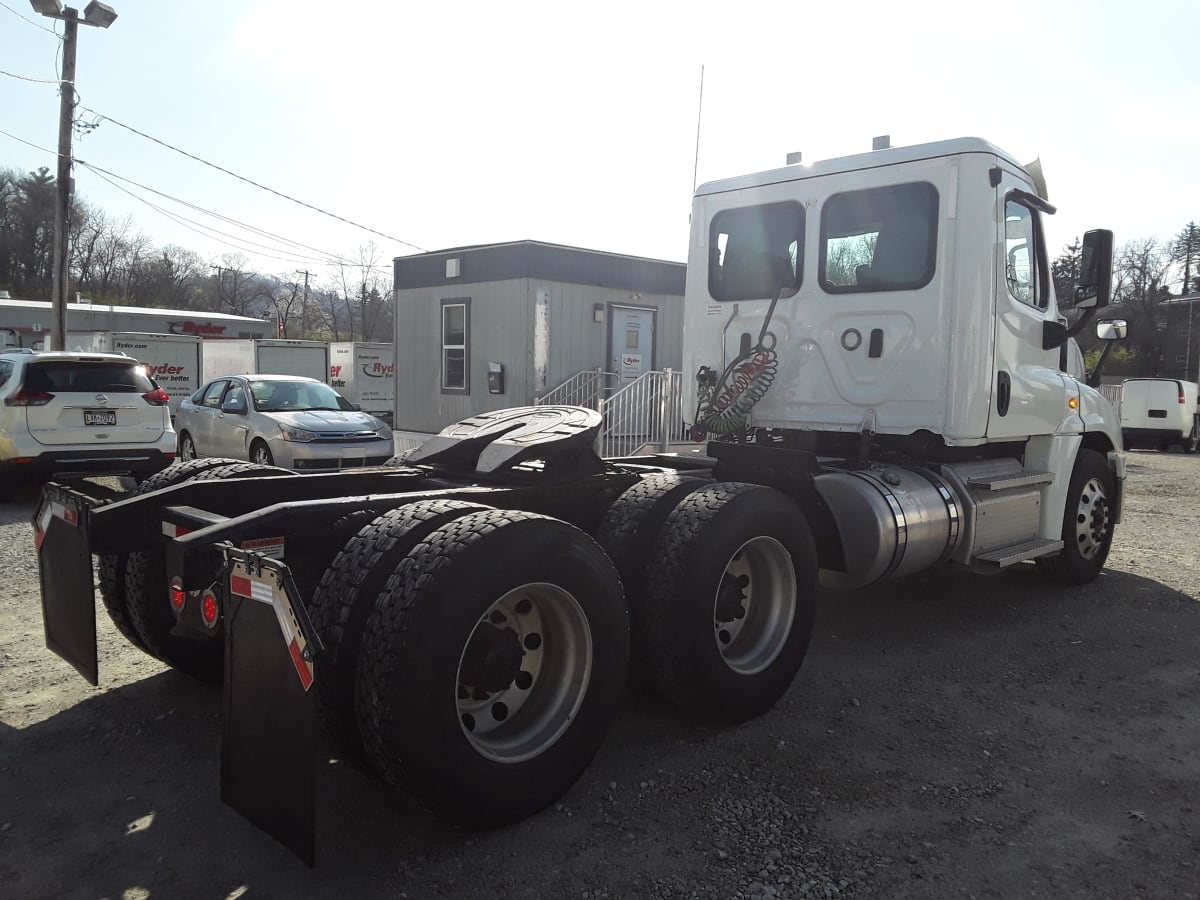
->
left=220, top=547, right=323, bottom=867
left=34, top=485, right=98, bottom=685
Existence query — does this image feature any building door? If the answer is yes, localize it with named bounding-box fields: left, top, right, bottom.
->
left=609, top=306, right=656, bottom=385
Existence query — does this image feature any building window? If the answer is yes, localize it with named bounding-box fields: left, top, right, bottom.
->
left=441, top=299, right=470, bottom=392
left=819, top=182, right=938, bottom=293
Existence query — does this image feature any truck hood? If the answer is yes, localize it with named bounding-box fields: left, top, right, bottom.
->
left=268, top=410, right=382, bottom=432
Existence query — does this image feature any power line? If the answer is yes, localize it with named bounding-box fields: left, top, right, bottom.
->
left=79, top=105, right=427, bottom=253
left=78, top=159, right=359, bottom=265
left=0, top=68, right=65, bottom=85
left=0, top=126, right=364, bottom=268
left=81, top=162, right=346, bottom=267
left=0, top=0, right=60, bottom=35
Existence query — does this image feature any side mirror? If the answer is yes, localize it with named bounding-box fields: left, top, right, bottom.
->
left=221, top=399, right=247, bottom=414
left=1074, top=229, right=1113, bottom=309
left=1096, top=318, right=1127, bottom=341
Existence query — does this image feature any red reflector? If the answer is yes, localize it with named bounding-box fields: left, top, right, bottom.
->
left=169, top=576, right=185, bottom=611
left=201, top=591, right=219, bottom=628
left=142, top=387, right=170, bottom=406
left=4, top=387, right=54, bottom=407
left=10, top=457, right=34, bottom=464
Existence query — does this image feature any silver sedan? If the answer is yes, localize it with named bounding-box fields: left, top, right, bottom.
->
left=176, top=374, right=395, bottom=470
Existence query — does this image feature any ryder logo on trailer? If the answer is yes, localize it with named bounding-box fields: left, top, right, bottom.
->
left=362, top=362, right=394, bottom=379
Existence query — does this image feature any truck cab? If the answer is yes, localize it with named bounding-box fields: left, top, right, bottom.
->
left=684, top=138, right=1118, bottom=450
left=683, top=137, right=1125, bottom=584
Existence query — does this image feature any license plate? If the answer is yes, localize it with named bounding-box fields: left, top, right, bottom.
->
left=84, top=409, right=117, bottom=426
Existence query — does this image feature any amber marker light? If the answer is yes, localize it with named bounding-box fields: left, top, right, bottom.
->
left=1068, top=397, right=1079, bottom=410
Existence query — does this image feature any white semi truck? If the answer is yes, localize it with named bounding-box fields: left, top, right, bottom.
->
left=35, top=137, right=1126, bottom=863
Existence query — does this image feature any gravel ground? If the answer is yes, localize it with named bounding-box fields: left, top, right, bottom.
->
left=0, top=451, right=1198, bottom=900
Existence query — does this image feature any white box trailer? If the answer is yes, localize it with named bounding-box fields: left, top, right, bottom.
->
left=201, top=340, right=331, bottom=385
left=329, top=342, right=395, bottom=422
left=66, top=331, right=202, bottom=417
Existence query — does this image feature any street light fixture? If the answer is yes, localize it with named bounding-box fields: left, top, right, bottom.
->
left=28, top=1, right=118, bottom=351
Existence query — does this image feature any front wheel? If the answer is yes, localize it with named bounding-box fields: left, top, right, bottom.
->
left=250, top=440, right=274, bottom=466
left=1036, top=448, right=1115, bottom=584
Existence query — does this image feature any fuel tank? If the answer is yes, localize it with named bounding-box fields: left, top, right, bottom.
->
left=814, top=464, right=961, bottom=589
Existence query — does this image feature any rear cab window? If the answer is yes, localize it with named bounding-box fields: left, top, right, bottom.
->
left=708, top=202, right=805, bottom=301
left=25, top=360, right=154, bottom=393
left=819, top=182, right=939, bottom=293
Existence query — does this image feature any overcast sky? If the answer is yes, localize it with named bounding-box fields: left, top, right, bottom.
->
left=2, top=0, right=1198, bottom=288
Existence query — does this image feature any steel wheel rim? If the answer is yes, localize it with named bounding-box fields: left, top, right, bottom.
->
left=1075, top=476, right=1110, bottom=559
left=712, top=536, right=797, bottom=675
left=456, top=582, right=592, bottom=764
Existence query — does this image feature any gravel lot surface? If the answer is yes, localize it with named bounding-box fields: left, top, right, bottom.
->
left=1, top=451, right=1198, bottom=900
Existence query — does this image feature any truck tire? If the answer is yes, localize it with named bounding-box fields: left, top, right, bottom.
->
left=639, top=482, right=818, bottom=725
left=97, top=457, right=244, bottom=653
left=123, top=461, right=289, bottom=683
left=356, top=509, right=629, bottom=827
left=1036, top=448, right=1115, bottom=585
left=594, top=474, right=707, bottom=685
left=1184, top=421, right=1199, bottom=455
left=594, top=474, right=707, bottom=607
left=309, top=499, right=490, bottom=772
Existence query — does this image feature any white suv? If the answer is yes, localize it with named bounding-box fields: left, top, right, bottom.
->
left=0, top=349, right=176, bottom=500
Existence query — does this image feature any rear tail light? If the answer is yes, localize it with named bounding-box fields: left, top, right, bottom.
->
left=169, top=576, right=185, bottom=612
left=142, top=387, right=170, bottom=406
left=4, top=387, right=54, bottom=407
left=1180, top=385, right=1187, bottom=404
left=201, top=590, right=220, bottom=629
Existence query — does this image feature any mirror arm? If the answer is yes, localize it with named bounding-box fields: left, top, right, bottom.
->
left=1065, top=306, right=1095, bottom=340
left=1087, top=341, right=1114, bottom=388
left=1009, top=188, right=1057, bottom=216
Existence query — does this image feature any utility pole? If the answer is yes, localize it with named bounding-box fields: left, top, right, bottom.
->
left=49, top=12, right=78, bottom=352
left=295, top=269, right=312, bottom=339
left=30, top=1, right=119, bottom=351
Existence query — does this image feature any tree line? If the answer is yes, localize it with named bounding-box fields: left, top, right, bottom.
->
left=0, top=165, right=394, bottom=341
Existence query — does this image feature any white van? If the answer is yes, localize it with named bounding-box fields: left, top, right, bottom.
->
left=1119, top=378, right=1199, bottom=453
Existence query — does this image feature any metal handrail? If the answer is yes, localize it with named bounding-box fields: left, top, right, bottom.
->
left=535, top=368, right=618, bottom=410
left=596, top=369, right=683, bottom=458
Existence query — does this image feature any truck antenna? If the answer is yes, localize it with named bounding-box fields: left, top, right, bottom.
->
left=692, top=65, right=705, bottom=193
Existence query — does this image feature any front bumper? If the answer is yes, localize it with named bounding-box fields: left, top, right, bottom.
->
left=268, top=436, right=395, bottom=471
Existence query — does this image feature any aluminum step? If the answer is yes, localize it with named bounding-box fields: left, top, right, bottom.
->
left=974, top=538, right=1064, bottom=568
left=967, top=470, right=1055, bottom=491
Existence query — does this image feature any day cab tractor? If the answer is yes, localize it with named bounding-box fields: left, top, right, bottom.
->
left=34, top=137, right=1126, bottom=864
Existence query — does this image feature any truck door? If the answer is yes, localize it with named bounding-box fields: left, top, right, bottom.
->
left=986, top=177, right=1067, bottom=440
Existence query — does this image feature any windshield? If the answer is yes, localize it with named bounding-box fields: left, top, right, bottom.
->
left=248, top=380, right=354, bottom=413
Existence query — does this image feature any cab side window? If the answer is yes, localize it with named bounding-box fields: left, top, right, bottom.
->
left=0, top=361, right=12, bottom=389
left=1005, top=199, right=1048, bottom=309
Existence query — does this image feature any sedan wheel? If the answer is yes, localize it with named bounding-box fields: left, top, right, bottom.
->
left=251, top=441, right=274, bottom=466
left=179, top=433, right=197, bottom=461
